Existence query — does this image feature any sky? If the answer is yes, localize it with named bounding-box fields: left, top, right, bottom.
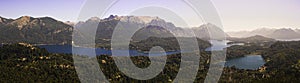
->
left=0, top=0, right=299, bottom=32
left=211, top=0, right=300, bottom=31
left=0, top=0, right=85, bottom=22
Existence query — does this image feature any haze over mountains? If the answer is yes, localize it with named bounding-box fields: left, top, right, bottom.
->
left=227, top=28, right=300, bottom=40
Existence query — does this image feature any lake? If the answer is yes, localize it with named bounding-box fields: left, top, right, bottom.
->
left=205, top=40, right=244, bottom=51
left=225, top=55, right=265, bottom=70
left=38, top=40, right=237, bottom=56
left=38, top=40, right=242, bottom=55
left=38, top=45, right=180, bottom=56
left=205, top=40, right=265, bottom=70
left=38, top=40, right=264, bottom=70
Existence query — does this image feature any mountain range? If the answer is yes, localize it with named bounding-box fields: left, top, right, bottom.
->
left=227, top=35, right=276, bottom=43
left=227, top=28, right=300, bottom=40
left=0, top=15, right=223, bottom=49
left=74, top=15, right=227, bottom=42
left=0, top=15, right=297, bottom=45
left=0, top=16, right=73, bottom=44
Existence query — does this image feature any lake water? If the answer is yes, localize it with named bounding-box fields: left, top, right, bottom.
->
left=38, top=45, right=180, bottom=56
left=225, top=55, right=265, bottom=70
left=38, top=40, right=242, bottom=55
left=38, top=40, right=264, bottom=70
left=205, top=40, right=244, bottom=51
left=38, top=40, right=236, bottom=56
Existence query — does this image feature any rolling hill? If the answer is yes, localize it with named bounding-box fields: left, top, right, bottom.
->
left=227, top=28, right=300, bottom=40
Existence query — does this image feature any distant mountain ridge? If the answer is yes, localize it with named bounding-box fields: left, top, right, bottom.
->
left=75, top=15, right=227, bottom=41
left=75, top=15, right=188, bottom=38
left=228, top=35, right=276, bottom=43
left=0, top=15, right=227, bottom=45
left=72, top=15, right=213, bottom=50
left=227, top=28, right=300, bottom=39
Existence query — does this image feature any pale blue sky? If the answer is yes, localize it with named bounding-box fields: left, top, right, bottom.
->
left=0, top=0, right=85, bottom=22
left=0, top=0, right=299, bottom=31
left=212, top=0, right=300, bottom=31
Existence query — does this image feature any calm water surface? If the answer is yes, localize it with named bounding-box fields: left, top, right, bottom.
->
left=38, top=45, right=179, bottom=56
left=38, top=40, right=264, bottom=70
left=225, top=55, right=265, bottom=70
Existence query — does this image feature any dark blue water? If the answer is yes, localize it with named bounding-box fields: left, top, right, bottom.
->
left=39, top=40, right=242, bottom=55
left=38, top=41, right=264, bottom=70
left=225, top=55, right=265, bottom=70
left=38, top=45, right=180, bottom=56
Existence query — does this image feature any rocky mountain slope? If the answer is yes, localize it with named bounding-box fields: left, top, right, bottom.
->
left=0, top=15, right=227, bottom=45
left=75, top=15, right=227, bottom=42
left=0, top=16, right=73, bottom=44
